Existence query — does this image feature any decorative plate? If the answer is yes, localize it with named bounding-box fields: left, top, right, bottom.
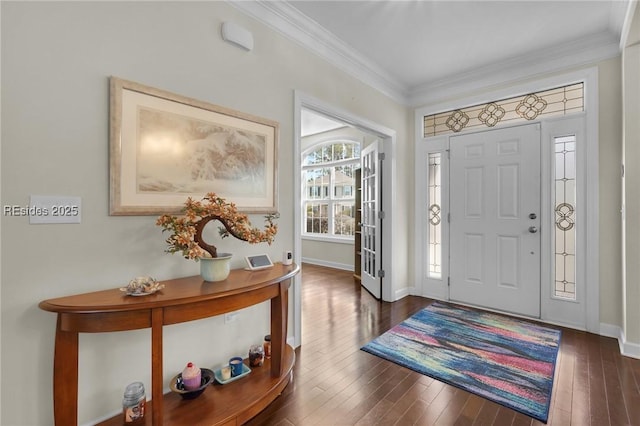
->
left=119, top=276, right=164, bottom=296
left=169, top=368, right=214, bottom=399
left=119, top=287, right=164, bottom=296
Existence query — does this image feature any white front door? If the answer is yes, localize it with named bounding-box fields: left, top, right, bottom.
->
left=450, top=124, right=541, bottom=317
left=361, top=140, right=382, bottom=299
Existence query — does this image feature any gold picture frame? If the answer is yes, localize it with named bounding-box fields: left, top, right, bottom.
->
left=109, top=77, right=278, bottom=215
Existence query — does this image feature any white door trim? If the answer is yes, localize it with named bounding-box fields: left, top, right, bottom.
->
left=294, top=91, right=397, bottom=347
left=414, top=67, right=599, bottom=333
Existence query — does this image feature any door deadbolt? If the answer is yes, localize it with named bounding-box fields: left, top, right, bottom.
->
left=529, top=213, right=537, bottom=220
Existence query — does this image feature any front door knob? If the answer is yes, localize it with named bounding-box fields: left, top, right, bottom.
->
left=528, top=226, right=538, bottom=233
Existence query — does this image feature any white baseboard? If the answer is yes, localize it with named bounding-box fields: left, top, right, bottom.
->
left=621, top=336, right=640, bottom=359
left=394, top=286, right=412, bottom=301
left=600, top=322, right=640, bottom=359
left=301, top=257, right=353, bottom=272
left=287, top=335, right=299, bottom=349
left=599, top=322, right=620, bottom=339
left=421, top=288, right=448, bottom=301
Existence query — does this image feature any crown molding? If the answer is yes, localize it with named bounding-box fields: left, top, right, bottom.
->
left=408, top=31, right=621, bottom=107
left=229, top=1, right=622, bottom=108
left=620, top=0, right=638, bottom=48
left=227, top=0, right=410, bottom=104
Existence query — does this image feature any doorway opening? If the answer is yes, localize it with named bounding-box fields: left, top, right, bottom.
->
left=299, top=109, right=368, bottom=270
left=293, top=91, right=397, bottom=347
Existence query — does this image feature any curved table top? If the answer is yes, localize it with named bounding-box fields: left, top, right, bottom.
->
left=39, top=263, right=299, bottom=315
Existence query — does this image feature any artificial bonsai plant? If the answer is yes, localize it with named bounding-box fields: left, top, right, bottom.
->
left=156, top=192, right=278, bottom=259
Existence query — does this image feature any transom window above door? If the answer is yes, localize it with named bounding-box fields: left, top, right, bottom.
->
left=423, top=83, right=584, bottom=137
left=302, top=141, right=360, bottom=240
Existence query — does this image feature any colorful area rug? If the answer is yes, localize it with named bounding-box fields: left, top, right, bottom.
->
left=361, top=302, right=560, bottom=422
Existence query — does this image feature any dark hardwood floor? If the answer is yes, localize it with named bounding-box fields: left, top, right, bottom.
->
left=247, top=264, right=640, bottom=425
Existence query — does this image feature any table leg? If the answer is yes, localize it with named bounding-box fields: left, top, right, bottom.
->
left=53, top=314, right=78, bottom=426
left=270, top=279, right=289, bottom=377
left=151, top=308, right=163, bottom=425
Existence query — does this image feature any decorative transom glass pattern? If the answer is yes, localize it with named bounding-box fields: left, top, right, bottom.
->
left=423, top=83, right=584, bottom=137
left=554, top=135, right=576, bottom=300
left=428, top=153, right=442, bottom=279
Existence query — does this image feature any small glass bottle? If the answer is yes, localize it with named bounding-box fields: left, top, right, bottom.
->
left=249, top=344, right=265, bottom=367
left=122, top=381, right=146, bottom=424
left=263, top=334, right=271, bottom=359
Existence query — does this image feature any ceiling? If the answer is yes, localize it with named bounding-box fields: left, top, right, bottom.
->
left=231, top=0, right=634, bottom=106
left=301, top=109, right=345, bottom=137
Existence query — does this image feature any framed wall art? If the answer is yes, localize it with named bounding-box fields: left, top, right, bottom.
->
left=109, top=77, right=278, bottom=215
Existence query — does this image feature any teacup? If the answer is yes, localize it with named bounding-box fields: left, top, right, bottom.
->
left=229, top=356, right=244, bottom=377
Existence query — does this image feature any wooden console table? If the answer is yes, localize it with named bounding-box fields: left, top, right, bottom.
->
left=39, top=263, right=299, bottom=425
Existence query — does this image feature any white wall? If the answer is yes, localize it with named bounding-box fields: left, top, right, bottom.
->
left=0, top=2, right=410, bottom=425
left=598, top=57, right=624, bottom=328
left=623, top=5, right=640, bottom=350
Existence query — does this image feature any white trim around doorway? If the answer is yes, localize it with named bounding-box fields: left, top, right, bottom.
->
left=413, top=67, right=599, bottom=334
left=293, top=91, right=398, bottom=348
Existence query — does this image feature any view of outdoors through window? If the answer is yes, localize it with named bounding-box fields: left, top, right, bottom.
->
left=303, top=142, right=360, bottom=238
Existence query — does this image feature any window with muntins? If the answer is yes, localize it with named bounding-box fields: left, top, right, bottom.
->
left=303, top=142, right=360, bottom=239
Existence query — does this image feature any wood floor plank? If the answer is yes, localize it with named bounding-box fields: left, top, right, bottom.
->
left=415, top=386, right=460, bottom=425
left=601, top=338, right=631, bottom=425
left=377, top=381, right=430, bottom=425
left=472, top=400, right=501, bottom=425
left=587, top=337, right=611, bottom=426
left=383, top=371, right=422, bottom=404
left=394, top=380, right=447, bottom=425
left=432, top=389, right=472, bottom=425
left=453, top=395, right=485, bottom=426
left=553, top=347, right=574, bottom=412
left=298, top=361, right=397, bottom=425
left=244, top=264, right=640, bottom=426
left=620, top=356, right=640, bottom=424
